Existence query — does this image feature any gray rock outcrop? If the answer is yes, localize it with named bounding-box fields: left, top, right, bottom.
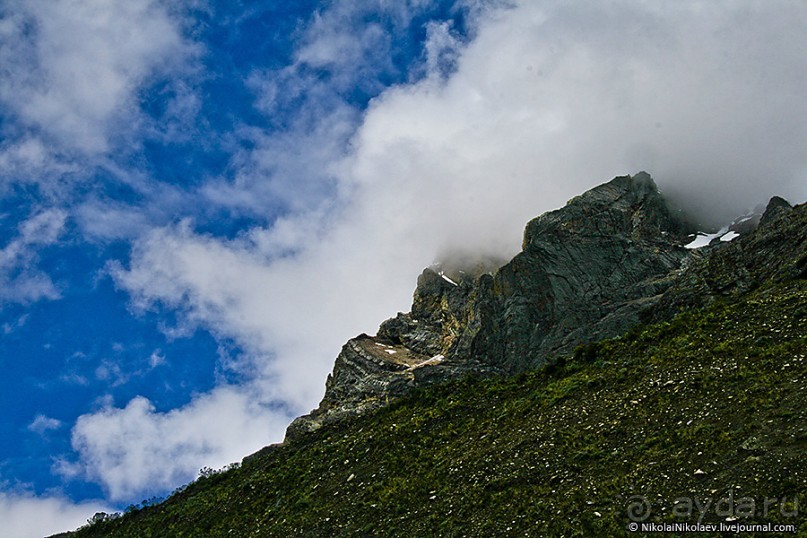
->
left=287, top=172, right=804, bottom=440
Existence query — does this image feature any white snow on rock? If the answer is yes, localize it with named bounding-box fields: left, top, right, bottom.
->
left=405, top=354, right=445, bottom=371
left=685, top=227, right=729, bottom=249
left=439, top=271, right=458, bottom=286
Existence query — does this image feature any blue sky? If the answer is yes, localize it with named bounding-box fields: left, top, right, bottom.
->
left=1, top=1, right=806, bottom=536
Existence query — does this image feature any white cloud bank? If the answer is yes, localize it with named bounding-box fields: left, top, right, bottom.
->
left=59, top=385, right=291, bottom=502
left=0, top=491, right=111, bottom=538
left=84, top=0, right=807, bottom=501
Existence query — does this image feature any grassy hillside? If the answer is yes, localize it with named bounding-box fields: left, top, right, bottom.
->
left=61, top=279, right=806, bottom=537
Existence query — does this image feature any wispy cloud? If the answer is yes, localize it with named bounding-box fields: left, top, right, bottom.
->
left=148, top=350, right=166, bottom=369
left=213, top=0, right=477, bottom=221
left=0, top=0, right=196, bottom=156
left=0, top=0, right=202, bottom=253
left=199, top=107, right=357, bottom=218
left=0, top=209, right=66, bottom=305
left=27, top=414, right=62, bottom=435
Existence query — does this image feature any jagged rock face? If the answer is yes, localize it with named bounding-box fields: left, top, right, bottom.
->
left=652, top=196, right=805, bottom=320
left=462, top=172, right=697, bottom=371
left=287, top=173, right=803, bottom=441
left=286, top=263, right=502, bottom=438
left=378, top=260, right=503, bottom=357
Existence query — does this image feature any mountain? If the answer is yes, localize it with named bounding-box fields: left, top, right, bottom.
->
left=286, top=172, right=766, bottom=438
left=56, top=173, right=806, bottom=537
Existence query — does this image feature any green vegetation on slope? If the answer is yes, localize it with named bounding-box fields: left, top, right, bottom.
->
left=63, top=280, right=807, bottom=537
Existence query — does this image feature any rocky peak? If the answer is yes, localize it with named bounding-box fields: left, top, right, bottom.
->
left=459, top=173, right=698, bottom=373
left=286, top=173, right=804, bottom=441
left=760, top=195, right=793, bottom=226
left=523, top=172, right=693, bottom=250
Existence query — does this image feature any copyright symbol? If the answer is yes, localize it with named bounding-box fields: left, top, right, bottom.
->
left=626, top=495, right=651, bottom=522
left=627, top=522, right=638, bottom=532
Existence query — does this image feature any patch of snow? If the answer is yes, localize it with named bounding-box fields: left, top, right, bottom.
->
left=685, top=233, right=716, bottom=249
left=720, top=231, right=740, bottom=242
left=384, top=349, right=397, bottom=354
left=405, top=354, right=445, bottom=371
left=439, top=271, right=458, bottom=286
left=684, top=227, right=728, bottom=249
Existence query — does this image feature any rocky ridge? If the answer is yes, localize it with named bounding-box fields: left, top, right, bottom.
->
left=287, top=172, right=802, bottom=439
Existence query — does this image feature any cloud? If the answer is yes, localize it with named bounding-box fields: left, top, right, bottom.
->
left=221, top=0, right=467, bottom=221
left=345, top=0, right=807, bottom=233
left=28, top=415, right=63, bottom=435
left=0, top=0, right=195, bottom=155
left=0, top=0, right=201, bottom=236
left=422, top=20, right=463, bottom=79
left=200, top=106, right=358, bottom=218
left=59, top=385, right=291, bottom=501
left=2, top=313, right=29, bottom=334
left=0, top=138, right=81, bottom=196
left=148, top=350, right=166, bottom=369
left=294, top=11, right=391, bottom=83
left=94, top=0, right=807, bottom=502
left=290, top=0, right=440, bottom=91
left=0, top=209, right=67, bottom=305
left=0, top=491, right=111, bottom=538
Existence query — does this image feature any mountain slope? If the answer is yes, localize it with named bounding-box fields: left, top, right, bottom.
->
left=57, top=176, right=807, bottom=537
left=59, top=277, right=806, bottom=537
